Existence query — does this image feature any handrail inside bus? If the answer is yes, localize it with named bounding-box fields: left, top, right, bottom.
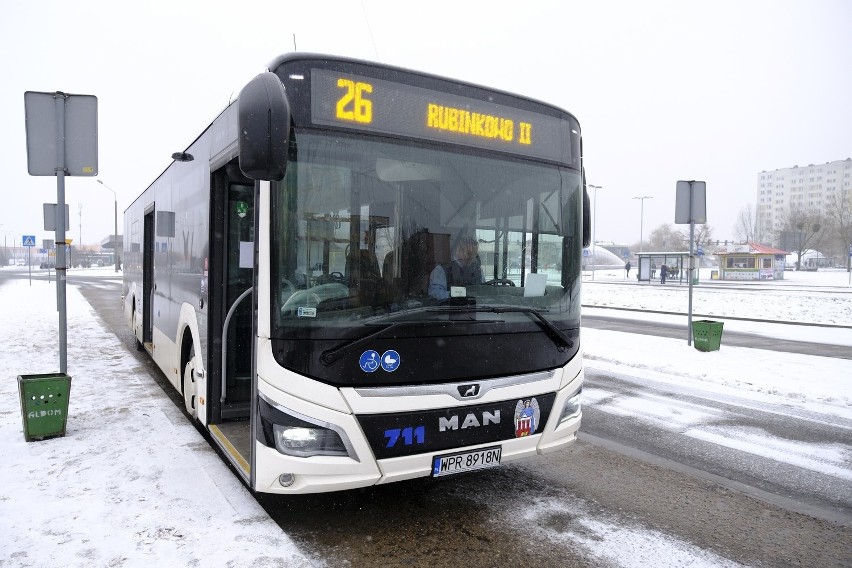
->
left=221, top=287, right=254, bottom=404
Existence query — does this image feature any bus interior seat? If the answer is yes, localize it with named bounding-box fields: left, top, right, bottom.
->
left=402, top=231, right=450, bottom=297
left=345, top=249, right=382, bottom=303
left=382, top=251, right=395, bottom=285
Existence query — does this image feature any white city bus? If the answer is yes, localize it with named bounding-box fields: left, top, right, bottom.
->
left=123, top=53, right=590, bottom=494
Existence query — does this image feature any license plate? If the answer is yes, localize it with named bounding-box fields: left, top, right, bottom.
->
left=432, top=446, right=501, bottom=477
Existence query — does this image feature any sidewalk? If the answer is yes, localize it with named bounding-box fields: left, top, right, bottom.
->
left=0, top=279, right=316, bottom=567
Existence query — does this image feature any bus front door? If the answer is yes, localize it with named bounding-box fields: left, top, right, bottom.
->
left=220, top=180, right=255, bottom=418
left=207, top=162, right=256, bottom=481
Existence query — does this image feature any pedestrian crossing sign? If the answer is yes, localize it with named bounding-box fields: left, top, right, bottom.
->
left=22, top=235, right=36, bottom=247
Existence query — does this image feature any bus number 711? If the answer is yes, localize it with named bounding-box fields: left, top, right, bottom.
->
left=384, top=426, right=425, bottom=448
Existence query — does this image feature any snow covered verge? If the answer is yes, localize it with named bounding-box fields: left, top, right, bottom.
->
left=581, top=268, right=851, bottom=413
left=582, top=328, right=852, bottom=416
left=583, top=267, right=852, bottom=326
left=0, top=279, right=318, bottom=567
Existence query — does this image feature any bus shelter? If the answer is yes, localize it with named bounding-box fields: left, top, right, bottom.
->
left=635, top=251, right=690, bottom=283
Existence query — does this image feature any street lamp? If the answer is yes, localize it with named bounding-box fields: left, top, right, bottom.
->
left=588, top=184, right=602, bottom=280
left=1, top=224, right=6, bottom=266
left=97, top=180, right=120, bottom=272
left=632, top=196, right=654, bottom=253
left=1, top=227, right=17, bottom=266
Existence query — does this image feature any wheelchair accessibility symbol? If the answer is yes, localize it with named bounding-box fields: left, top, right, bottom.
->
left=359, top=350, right=380, bottom=373
left=359, top=350, right=401, bottom=373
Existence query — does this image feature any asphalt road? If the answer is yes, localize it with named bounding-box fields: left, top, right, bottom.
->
left=10, top=269, right=850, bottom=567
left=581, top=368, right=852, bottom=523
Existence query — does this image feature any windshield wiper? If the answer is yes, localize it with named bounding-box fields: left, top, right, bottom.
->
left=319, top=318, right=467, bottom=366
left=428, top=305, right=574, bottom=351
left=320, top=323, right=401, bottom=366
left=319, top=305, right=573, bottom=366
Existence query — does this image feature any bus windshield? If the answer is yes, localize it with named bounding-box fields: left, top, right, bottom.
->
left=271, top=130, right=583, bottom=341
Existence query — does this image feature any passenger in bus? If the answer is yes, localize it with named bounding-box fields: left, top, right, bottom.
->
left=428, top=235, right=483, bottom=299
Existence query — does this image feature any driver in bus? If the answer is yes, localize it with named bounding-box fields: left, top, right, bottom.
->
left=428, top=235, right=484, bottom=299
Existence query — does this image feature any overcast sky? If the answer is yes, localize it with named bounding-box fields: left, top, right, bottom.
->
left=2, top=0, right=851, bottom=252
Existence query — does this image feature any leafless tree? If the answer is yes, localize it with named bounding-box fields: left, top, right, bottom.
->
left=646, top=224, right=682, bottom=251
left=734, top=203, right=758, bottom=244
left=823, top=190, right=852, bottom=270
left=645, top=223, right=714, bottom=251
left=775, top=206, right=826, bottom=270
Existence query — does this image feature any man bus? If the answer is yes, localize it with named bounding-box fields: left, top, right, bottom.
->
left=123, top=53, right=589, bottom=494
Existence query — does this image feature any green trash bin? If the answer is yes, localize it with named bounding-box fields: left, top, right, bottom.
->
left=692, top=320, right=724, bottom=352
left=18, top=373, right=72, bottom=442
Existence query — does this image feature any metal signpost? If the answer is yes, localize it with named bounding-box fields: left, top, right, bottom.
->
left=24, top=91, right=98, bottom=374
left=22, top=234, right=35, bottom=284
left=675, top=180, right=706, bottom=346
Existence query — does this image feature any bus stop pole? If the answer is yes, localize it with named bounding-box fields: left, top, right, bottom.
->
left=54, top=93, right=68, bottom=374
left=687, top=187, right=694, bottom=346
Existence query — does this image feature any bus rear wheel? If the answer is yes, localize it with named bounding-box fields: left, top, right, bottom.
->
left=132, top=305, right=144, bottom=351
left=183, top=348, right=198, bottom=419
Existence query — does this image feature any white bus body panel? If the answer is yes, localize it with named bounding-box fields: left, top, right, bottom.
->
left=252, top=344, right=582, bottom=494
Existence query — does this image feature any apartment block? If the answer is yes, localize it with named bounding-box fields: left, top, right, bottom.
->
left=755, top=157, right=852, bottom=246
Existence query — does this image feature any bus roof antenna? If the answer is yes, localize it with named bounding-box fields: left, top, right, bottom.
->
left=360, top=0, right=379, bottom=61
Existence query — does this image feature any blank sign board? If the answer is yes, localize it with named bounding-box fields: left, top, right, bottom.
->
left=43, top=203, right=71, bottom=231
left=675, top=180, right=706, bottom=224
left=25, top=91, right=98, bottom=176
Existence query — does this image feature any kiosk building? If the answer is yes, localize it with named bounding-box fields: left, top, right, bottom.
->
left=714, top=243, right=787, bottom=280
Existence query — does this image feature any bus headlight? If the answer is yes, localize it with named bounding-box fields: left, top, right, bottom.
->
left=272, top=423, right=349, bottom=458
left=259, top=395, right=358, bottom=460
left=558, top=387, right=582, bottom=424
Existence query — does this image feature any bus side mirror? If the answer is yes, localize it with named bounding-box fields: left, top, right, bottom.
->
left=238, top=72, right=290, bottom=181
left=582, top=186, right=591, bottom=248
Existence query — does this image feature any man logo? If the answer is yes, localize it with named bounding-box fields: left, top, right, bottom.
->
left=439, top=410, right=500, bottom=431
left=458, top=384, right=480, bottom=398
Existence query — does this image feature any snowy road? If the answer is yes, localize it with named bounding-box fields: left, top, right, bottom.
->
left=581, top=365, right=852, bottom=524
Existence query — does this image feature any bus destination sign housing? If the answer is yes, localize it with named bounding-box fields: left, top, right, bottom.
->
left=310, top=68, right=574, bottom=164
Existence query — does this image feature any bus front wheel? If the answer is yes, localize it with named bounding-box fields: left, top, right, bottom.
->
left=183, top=347, right=198, bottom=419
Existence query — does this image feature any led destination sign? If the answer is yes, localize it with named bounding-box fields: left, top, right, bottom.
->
left=310, top=68, right=573, bottom=163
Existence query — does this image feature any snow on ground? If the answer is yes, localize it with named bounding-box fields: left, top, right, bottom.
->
left=0, top=266, right=849, bottom=567
left=582, top=267, right=851, bottom=412
left=0, top=276, right=317, bottom=567
left=583, top=267, right=852, bottom=326
left=582, top=328, right=852, bottom=413
left=582, top=380, right=852, bottom=483
left=685, top=425, right=852, bottom=481
left=511, top=495, right=745, bottom=568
